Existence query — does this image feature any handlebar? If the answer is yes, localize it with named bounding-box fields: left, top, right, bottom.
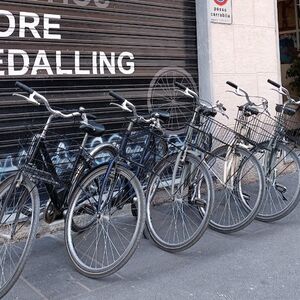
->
left=16, top=81, right=34, bottom=94
left=267, top=79, right=300, bottom=106
left=174, top=82, right=228, bottom=118
left=109, top=91, right=127, bottom=104
left=15, top=81, right=83, bottom=120
left=174, top=81, right=186, bottom=90
left=267, top=79, right=281, bottom=89
left=109, top=91, right=166, bottom=130
left=226, top=81, right=238, bottom=90
left=174, top=81, right=198, bottom=100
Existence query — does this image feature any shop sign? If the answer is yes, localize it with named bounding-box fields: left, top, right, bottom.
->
left=210, top=0, right=232, bottom=24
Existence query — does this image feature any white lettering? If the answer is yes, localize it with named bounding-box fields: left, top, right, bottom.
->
left=44, top=14, right=61, bottom=39
left=56, top=51, right=72, bottom=75
left=75, top=51, right=90, bottom=75
left=32, top=50, right=53, bottom=75
left=0, top=10, right=15, bottom=38
left=8, top=49, right=29, bottom=76
left=99, top=51, right=115, bottom=75
left=0, top=49, right=4, bottom=75
left=118, top=52, right=135, bottom=75
left=19, top=12, right=41, bottom=39
left=92, top=51, right=97, bottom=75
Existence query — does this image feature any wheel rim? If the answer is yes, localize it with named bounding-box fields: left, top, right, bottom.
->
left=255, top=145, right=300, bottom=218
left=147, top=67, right=198, bottom=133
left=0, top=178, right=36, bottom=293
left=208, top=149, right=263, bottom=229
left=67, top=167, right=143, bottom=274
left=147, top=156, right=211, bottom=249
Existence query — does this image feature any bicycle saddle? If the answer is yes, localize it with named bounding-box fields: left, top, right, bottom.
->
left=80, top=120, right=105, bottom=136
left=151, top=111, right=170, bottom=123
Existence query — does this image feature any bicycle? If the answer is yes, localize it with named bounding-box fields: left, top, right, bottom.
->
left=68, top=90, right=215, bottom=254
left=0, top=81, right=130, bottom=296
left=228, top=80, right=300, bottom=222
left=175, top=82, right=266, bottom=233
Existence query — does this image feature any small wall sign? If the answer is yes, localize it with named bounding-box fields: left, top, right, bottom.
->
left=210, top=0, right=232, bottom=24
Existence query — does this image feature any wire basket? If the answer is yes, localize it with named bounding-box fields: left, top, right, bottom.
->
left=234, top=109, right=279, bottom=146
left=188, top=115, right=237, bottom=153
left=275, top=104, right=300, bottom=145
left=121, top=118, right=181, bottom=180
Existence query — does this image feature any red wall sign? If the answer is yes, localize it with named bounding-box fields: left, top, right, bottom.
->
left=214, top=0, right=228, bottom=6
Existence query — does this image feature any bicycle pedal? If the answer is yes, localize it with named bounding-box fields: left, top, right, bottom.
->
left=275, top=183, right=287, bottom=194
left=194, top=199, right=206, bottom=207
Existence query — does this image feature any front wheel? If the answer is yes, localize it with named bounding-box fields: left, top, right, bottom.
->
left=146, top=152, right=214, bottom=252
left=206, top=145, right=265, bottom=233
left=65, top=164, right=146, bottom=278
left=0, top=174, right=40, bottom=298
left=253, top=141, right=300, bottom=222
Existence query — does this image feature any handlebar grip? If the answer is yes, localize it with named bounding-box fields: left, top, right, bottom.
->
left=109, top=91, right=126, bottom=103
left=226, top=81, right=238, bottom=89
left=174, top=81, right=187, bottom=91
left=15, top=81, right=34, bottom=94
left=267, top=79, right=281, bottom=88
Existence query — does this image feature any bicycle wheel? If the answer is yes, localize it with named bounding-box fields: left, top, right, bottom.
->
left=147, top=67, right=198, bottom=133
left=0, top=174, right=40, bottom=298
left=65, top=164, right=146, bottom=278
left=253, top=141, right=300, bottom=222
left=146, top=152, right=214, bottom=252
left=206, top=145, right=265, bottom=233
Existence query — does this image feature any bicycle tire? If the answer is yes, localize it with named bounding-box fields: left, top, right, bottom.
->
left=206, top=145, right=265, bottom=233
left=0, top=174, right=40, bottom=298
left=146, top=152, right=214, bottom=252
left=65, top=164, right=146, bottom=278
left=253, top=141, right=300, bottom=222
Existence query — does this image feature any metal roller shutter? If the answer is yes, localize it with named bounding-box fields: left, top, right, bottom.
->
left=0, top=0, right=198, bottom=178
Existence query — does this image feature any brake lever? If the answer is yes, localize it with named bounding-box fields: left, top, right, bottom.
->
left=110, top=102, right=132, bottom=113
left=13, top=92, right=40, bottom=106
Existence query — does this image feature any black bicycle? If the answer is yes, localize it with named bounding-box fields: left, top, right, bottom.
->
left=0, top=82, right=141, bottom=296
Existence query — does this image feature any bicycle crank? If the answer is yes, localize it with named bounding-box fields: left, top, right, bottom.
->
left=44, top=200, right=62, bottom=224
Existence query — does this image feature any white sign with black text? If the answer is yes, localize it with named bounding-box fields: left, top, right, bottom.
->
left=210, top=0, right=232, bottom=24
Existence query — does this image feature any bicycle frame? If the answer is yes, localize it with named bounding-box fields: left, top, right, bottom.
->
left=95, top=118, right=166, bottom=213
left=0, top=119, right=92, bottom=221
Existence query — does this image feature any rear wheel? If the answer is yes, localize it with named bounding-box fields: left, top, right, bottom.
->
left=0, top=174, right=40, bottom=298
left=146, top=152, right=214, bottom=252
left=253, top=141, right=300, bottom=222
left=65, top=164, right=145, bottom=278
left=206, top=145, right=265, bottom=233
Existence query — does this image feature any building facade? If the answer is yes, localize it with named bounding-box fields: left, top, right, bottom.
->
left=0, top=0, right=289, bottom=176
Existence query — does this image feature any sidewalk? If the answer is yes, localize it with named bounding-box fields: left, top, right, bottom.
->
left=5, top=204, right=300, bottom=300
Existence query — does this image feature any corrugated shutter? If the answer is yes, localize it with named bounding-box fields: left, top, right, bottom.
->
left=0, top=0, right=198, bottom=178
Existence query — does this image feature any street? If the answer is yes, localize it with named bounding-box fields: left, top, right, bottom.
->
left=4, top=205, right=300, bottom=300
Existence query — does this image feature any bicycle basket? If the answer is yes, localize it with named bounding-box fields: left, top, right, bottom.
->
left=276, top=104, right=300, bottom=145
left=234, top=109, right=279, bottom=146
left=188, top=115, right=237, bottom=153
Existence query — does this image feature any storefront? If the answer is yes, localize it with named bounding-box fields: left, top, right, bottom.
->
left=0, top=0, right=199, bottom=177
left=2, top=0, right=295, bottom=178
